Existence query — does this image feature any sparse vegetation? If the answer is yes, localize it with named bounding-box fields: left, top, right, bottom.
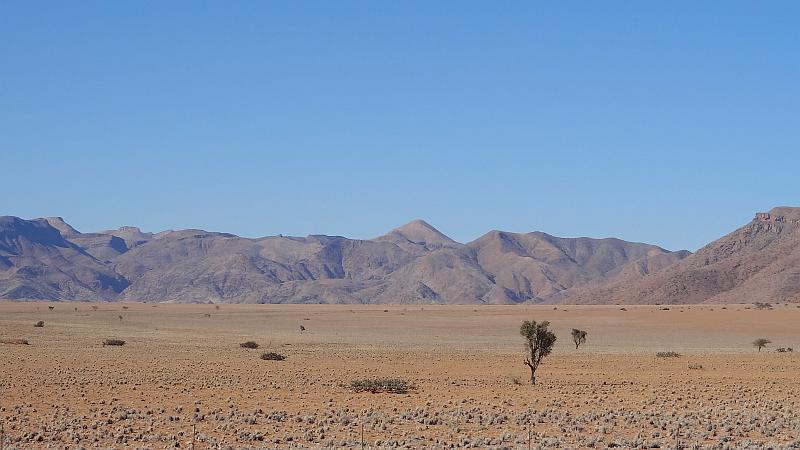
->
left=349, top=377, right=411, bottom=394
left=688, top=363, right=703, bottom=369
left=753, top=338, right=771, bottom=352
left=102, top=339, right=126, bottom=346
left=571, top=328, right=587, bottom=349
left=656, top=351, right=681, bottom=358
left=754, top=302, right=773, bottom=310
left=240, top=341, right=259, bottom=349
left=48, top=306, right=54, bottom=310
left=520, top=320, right=557, bottom=385
left=0, top=338, right=29, bottom=345
left=260, top=351, right=286, bottom=361
left=775, top=347, right=793, bottom=353
left=34, top=320, right=44, bottom=327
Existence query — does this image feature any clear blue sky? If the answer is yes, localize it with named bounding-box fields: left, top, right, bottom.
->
left=2, top=2, right=798, bottom=251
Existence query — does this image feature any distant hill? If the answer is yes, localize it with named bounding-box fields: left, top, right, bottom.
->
left=566, top=207, right=800, bottom=305
left=9, top=211, right=773, bottom=304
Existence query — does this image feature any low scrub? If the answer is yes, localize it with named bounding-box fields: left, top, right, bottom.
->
left=240, top=341, right=259, bottom=349
left=260, top=352, right=286, bottom=361
left=688, top=363, right=703, bottom=370
left=34, top=321, right=45, bottom=327
left=656, top=351, right=681, bottom=358
left=102, top=339, right=126, bottom=346
left=776, top=347, right=794, bottom=353
left=0, top=338, right=29, bottom=345
left=349, top=377, right=412, bottom=394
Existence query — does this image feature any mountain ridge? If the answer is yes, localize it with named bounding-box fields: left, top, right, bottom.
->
left=2, top=210, right=794, bottom=304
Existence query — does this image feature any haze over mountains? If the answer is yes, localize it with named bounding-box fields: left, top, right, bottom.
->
left=1, top=208, right=798, bottom=304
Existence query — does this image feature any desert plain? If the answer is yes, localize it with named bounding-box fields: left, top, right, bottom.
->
left=1, top=302, right=799, bottom=449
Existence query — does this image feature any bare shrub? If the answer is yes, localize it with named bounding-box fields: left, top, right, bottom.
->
left=688, top=363, right=703, bottom=369
left=349, top=378, right=412, bottom=394
left=656, top=351, right=681, bottom=358
left=0, top=338, right=29, bottom=345
left=776, top=347, right=794, bottom=353
left=102, top=339, right=126, bottom=346
left=34, top=321, right=45, bottom=327
left=240, top=341, right=259, bottom=349
left=260, top=352, right=286, bottom=361
left=754, top=302, right=773, bottom=310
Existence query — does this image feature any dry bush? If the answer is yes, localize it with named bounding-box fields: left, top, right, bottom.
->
left=349, top=377, right=412, bottom=394
left=656, top=351, right=681, bottom=358
left=688, top=363, right=703, bottom=369
left=102, top=339, right=126, bottom=346
left=240, top=341, right=259, bottom=349
left=754, top=302, right=773, bottom=310
left=0, top=338, right=29, bottom=345
left=776, top=347, right=794, bottom=353
left=34, top=321, right=44, bottom=327
left=260, top=352, right=286, bottom=361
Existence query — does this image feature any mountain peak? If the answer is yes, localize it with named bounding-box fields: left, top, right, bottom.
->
left=44, top=217, right=80, bottom=236
left=377, top=219, right=460, bottom=248
left=757, top=206, right=800, bottom=223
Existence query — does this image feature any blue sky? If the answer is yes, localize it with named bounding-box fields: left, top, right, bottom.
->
left=1, top=2, right=798, bottom=251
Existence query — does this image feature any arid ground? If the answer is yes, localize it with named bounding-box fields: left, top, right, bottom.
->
left=1, top=302, right=799, bottom=449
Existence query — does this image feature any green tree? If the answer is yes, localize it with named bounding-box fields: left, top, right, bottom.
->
left=520, top=320, right=557, bottom=385
left=571, top=328, right=587, bottom=349
left=753, top=338, right=771, bottom=352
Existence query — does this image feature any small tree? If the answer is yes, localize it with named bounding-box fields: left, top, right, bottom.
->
left=571, top=328, right=587, bottom=349
left=520, top=320, right=557, bottom=385
left=753, top=338, right=771, bottom=352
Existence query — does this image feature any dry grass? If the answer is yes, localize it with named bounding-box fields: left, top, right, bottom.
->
left=259, top=351, right=286, bottom=361
left=349, top=377, right=412, bottom=394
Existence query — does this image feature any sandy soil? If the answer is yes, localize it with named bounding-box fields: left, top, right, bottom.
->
left=1, top=302, right=799, bottom=449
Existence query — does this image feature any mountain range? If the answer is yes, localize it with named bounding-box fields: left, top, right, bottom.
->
left=1, top=207, right=798, bottom=304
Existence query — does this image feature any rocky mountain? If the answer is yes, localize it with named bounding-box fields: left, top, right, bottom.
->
left=566, top=207, right=800, bottom=305
left=0, top=217, right=129, bottom=300
left=0, top=214, right=698, bottom=304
